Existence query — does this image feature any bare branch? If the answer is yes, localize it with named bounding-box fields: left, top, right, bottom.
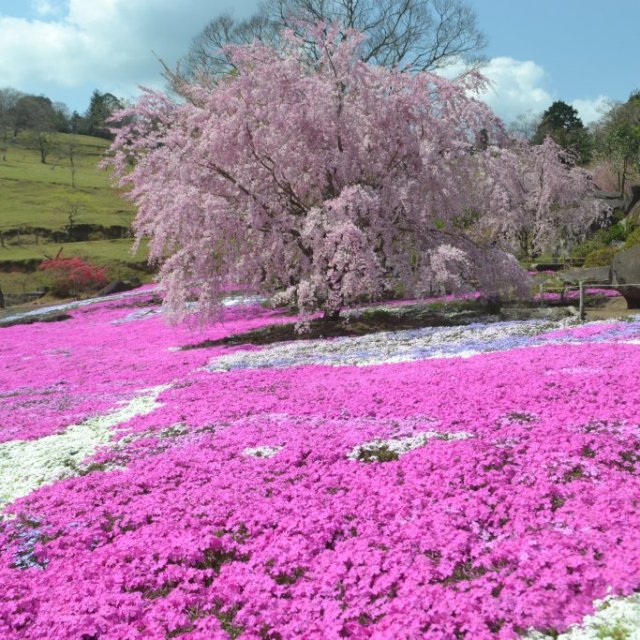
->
left=177, top=0, right=485, bottom=87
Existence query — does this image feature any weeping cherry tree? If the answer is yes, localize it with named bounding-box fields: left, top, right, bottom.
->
left=107, top=25, right=594, bottom=323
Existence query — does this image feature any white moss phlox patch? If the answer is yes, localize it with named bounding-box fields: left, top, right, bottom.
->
left=527, top=592, right=640, bottom=639
left=243, top=445, right=284, bottom=458
left=206, top=318, right=572, bottom=371
left=0, top=385, right=170, bottom=513
left=348, top=430, right=474, bottom=461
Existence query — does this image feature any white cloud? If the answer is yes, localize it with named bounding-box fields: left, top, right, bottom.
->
left=32, top=0, right=64, bottom=18
left=478, top=57, right=553, bottom=122
left=0, top=0, right=256, bottom=108
left=439, top=56, right=612, bottom=128
left=570, top=95, right=612, bottom=125
left=436, top=56, right=553, bottom=124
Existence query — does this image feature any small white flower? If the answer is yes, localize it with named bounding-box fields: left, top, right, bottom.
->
left=0, top=385, right=170, bottom=515
left=243, top=445, right=283, bottom=458
left=348, top=430, right=473, bottom=461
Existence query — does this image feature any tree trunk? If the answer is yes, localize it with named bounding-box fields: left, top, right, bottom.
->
left=323, top=308, right=341, bottom=321
left=485, top=295, right=502, bottom=315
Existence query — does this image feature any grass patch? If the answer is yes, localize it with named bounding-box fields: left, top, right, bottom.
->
left=0, top=180, right=133, bottom=231
left=0, top=238, right=152, bottom=305
left=356, top=445, right=400, bottom=463
left=0, top=238, right=146, bottom=264
left=0, top=132, right=146, bottom=295
left=0, top=132, right=134, bottom=233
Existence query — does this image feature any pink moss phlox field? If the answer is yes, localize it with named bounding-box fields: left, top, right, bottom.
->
left=3, top=293, right=640, bottom=638
left=0, top=296, right=282, bottom=443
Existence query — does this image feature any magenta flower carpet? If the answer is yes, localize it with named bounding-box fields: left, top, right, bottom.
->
left=1, top=292, right=640, bottom=639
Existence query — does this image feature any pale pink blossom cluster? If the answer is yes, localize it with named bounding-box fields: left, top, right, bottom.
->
left=105, top=25, right=602, bottom=323
left=477, top=139, right=605, bottom=259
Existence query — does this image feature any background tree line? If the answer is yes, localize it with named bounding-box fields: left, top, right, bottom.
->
left=0, top=88, right=124, bottom=163
left=510, top=94, right=640, bottom=190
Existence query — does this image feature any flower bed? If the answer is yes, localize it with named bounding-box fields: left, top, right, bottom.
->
left=532, top=288, right=621, bottom=303
left=1, top=293, right=640, bottom=639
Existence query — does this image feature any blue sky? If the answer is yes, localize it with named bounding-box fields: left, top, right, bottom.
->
left=0, top=0, right=637, bottom=124
left=469, top=0, right=639, bottom=121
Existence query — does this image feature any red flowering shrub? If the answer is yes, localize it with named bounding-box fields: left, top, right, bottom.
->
left=39, top=255, right=109, bottom=297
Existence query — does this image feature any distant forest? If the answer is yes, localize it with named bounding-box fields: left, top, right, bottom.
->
left=0, top=88, right=123, bottom=142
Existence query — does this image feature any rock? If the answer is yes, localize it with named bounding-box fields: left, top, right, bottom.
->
left=529, top=263, right=564, bottom=272
left=595, top=190, right=625, bottom=213
left=611, top=246, right=640, bottom=308
left=559, top=267, right=611, bottom=286
left=626, top=184, right=640, bottom=214
left=498, top=306, right=576, bottom=322
left=0, top=313, right=72, bottom=329
left=597, top=191, right=623, bottom=200
left=96, top=279, right=141, bottom=297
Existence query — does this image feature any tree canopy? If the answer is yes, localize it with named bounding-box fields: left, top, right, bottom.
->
left=84, top=90, right=124, bottom=139
left=108, top=25, right=600, bottom=323
left=478, top=138, right=603, bottom=258
left=532, top=100, right=592, bottom=165
left=593, top=91, right=640, bottom=197
left=0, top=87, right=125, bottom=141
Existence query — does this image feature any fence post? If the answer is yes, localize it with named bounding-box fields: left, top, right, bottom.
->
left=539, top=284, right=544, bottom=307
left=578, top=281, right=585, bottom=322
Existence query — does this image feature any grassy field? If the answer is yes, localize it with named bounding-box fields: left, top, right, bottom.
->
left=0, top=237, right=147, bottom=264
left=0, top=131, right=150, bottom=296
left=0, top=238, right=151, bottom=297
left=0, top=132, right=135, bottom=230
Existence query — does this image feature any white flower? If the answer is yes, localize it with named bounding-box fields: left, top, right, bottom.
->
left=0, top=385, right=170, bottom=514
left=348, top=430, right=473, bottom=461
left=243, top=445, right=283, bottom=458
left=526, top=592, right=640, bottom=639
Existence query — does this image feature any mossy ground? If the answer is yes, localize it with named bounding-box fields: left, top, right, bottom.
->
left=181, top=298, right=561, bottom=349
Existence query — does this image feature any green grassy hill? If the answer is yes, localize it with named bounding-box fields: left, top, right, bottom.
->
left=0, top=132, right=151, bottom=299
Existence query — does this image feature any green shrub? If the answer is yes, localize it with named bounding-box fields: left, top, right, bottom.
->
left=572, top=222, right=628, bottom=260
left=572, top=236, right=607, bottom=259
left=604, top=222, right=628, bottom=244
left=583, top=246, right=617, bottom=267
left=624, top=227, right=640, bottom=249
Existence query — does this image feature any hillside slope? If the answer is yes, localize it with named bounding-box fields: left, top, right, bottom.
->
left=0, top=132, right=149, bottom=300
